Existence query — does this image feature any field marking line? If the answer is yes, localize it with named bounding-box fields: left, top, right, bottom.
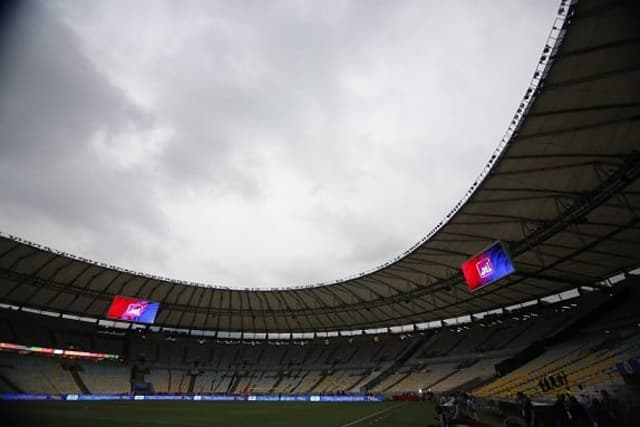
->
left=339, top=402, right=408, bottom=427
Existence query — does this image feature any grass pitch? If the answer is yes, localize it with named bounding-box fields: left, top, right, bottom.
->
left=0, top=400, right=504, bottom=427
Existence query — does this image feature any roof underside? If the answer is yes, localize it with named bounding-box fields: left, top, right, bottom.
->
left=1, top=0, right=639, bottom=333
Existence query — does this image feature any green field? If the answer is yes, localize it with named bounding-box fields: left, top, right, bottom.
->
left=0, top=401, right=504, bottom=427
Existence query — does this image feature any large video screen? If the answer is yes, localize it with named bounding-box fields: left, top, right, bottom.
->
left=106, top=296, right=160, bottom=324
left=461, top=241, right=515, bottom=292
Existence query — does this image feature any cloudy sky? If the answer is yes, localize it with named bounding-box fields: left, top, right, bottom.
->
left=0, top=0, right=558, bottom=288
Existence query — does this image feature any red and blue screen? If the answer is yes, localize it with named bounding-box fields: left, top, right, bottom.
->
left=106, top=296, right=160, bottom=324
left=461, top=241, right=515, bottom=292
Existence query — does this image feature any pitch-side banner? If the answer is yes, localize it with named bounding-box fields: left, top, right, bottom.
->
left=0, top=393, right=383, bottom=402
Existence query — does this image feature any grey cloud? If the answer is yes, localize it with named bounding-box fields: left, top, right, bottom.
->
left=0, top=2, right=169, bottom=268
left=1, top=0, right=559, bottom=287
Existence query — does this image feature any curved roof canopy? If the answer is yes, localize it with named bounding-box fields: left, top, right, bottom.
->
left=1, top=0, right=639, bottom=333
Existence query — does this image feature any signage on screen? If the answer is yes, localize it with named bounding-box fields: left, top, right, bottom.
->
left=461, top=241, right=515, bottom=291
left=106, top=296, right=160, bottom=324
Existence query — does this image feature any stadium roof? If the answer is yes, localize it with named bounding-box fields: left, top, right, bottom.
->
left=1, top=0, right=639, bottom=333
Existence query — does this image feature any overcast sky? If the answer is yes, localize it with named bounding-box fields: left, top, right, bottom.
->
left=0, top=1, right=558, bottom=288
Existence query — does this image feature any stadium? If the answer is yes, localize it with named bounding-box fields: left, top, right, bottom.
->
left=1, top=0, right=640, bottom=425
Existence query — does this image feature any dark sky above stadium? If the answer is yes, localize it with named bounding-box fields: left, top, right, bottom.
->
left=0, top=1, right=558, bottom=288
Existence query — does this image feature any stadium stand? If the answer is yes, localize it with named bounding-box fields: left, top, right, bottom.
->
left=1, top=280, right=639, bottom=399
left=80, top=362, right=129, bottom=394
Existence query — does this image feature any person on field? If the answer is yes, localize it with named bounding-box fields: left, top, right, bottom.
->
left=467, top=395, right=479, bottom=422
left=503, top=392, right=533, bottom=427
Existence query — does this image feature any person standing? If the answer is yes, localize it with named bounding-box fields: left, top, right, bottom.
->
left=567, top=395, right=590, bottom=427
left=518, top=392, right=534, bottom=427
left=503, top=392, right=533, bottom=427
left=538, top=378, right=546, bottom=393
left=552, top=393, right=571, bottom=427
left=467, top=395, right=479, bottom=422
